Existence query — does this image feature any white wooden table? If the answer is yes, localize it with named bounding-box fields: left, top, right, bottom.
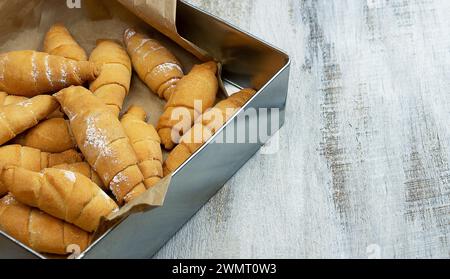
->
left=155, top=0, right=450, bottom=259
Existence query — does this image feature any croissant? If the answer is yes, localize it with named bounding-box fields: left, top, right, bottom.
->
left=0, top=95, right=59, bottom=145
left=44, top=149, right=84, bottom=167
left=0, top=91, right=27, bottom=106
left=0, top=50, right=99, bottom=97
left=55, top=86, right=147, bottom=204
left=121, top=106, right=163, bottom=188
left=3, top=166, right=118, bottom=232
left=0, top=144, right=83, bottom=196
left=0, top=92, right=65, bottom=119
left=89, top=40, right=132, bottom=117
left=157, top=62, right=218, bottom=150
left=0, top=194, right=91, bottom=255
left=43, top=23, right=88, bottom=61
left=164, top=88, right=256, bottom=175
left=13, top=118, right=76, bottom=153
left=54, top=162, right=105, bottom=190
left=124, top=28, right=184, bottom=101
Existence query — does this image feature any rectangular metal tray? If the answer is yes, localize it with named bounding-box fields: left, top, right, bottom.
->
left=0, top=0, right=290, bottom=259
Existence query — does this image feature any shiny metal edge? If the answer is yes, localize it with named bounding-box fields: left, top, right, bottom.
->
left=0, top=230, right=44, bottom=259
left=179, top=0, right=290, bottom=60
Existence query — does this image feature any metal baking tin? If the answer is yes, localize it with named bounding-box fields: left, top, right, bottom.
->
left=0, top=0, right=290, bottom=259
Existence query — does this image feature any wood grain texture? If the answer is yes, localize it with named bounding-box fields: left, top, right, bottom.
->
left=155, top=0, right=450, bottom=258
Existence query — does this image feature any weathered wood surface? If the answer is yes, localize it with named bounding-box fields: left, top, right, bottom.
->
left=155, top=0, right=450, bottom=258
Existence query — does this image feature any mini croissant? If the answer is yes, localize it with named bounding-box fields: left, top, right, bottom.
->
left=0, top=50, right=99, bottom=97
left=0, top=144, right=83, bottom=196
left=0, top=95, right=59, bottom=145
left=0, top=194, right=91, bottom=255
left=3, top=166, right=118, bottom=232
left=157, top=62, right=218, bottom=150
left=121, top=106, right=163, bottom=188
left=124, top=28, right=184, bottom=101
left=0, top=91, right=27, bottom=106
left=0, top=92, right=65, bottom=119
left=43, top=23, right=88, bottom=61
left=164, top=88, right=256, bottom=175
left=89, top=40, right=132, bottom=117
left=13, top=118, right=76, bottom=153
left=54, top=162, right=105, bottom=190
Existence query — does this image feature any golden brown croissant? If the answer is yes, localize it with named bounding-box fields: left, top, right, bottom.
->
left=89, top=40, right=132, bottom=117
left=0, top=95, right=59, bottom=145
left=3, top=166, right=118, bottom=232
left=121, top=106, right=163, bottom=188
left=0, top=92, right=66, bottom=119
left=124, top=28, right=184, bottom=101
left=0, top=50, right=99, bottom=97
left=0, top=91, right=27, bottom=106
left=157, top=62, right=218, bottom=150
left=0, top=144, right=83, bottom=196
left=45, top=149, right=84, bottom=167
left=0, top=92, right=64, bottom=119
left=13, top=118, right=76, bottom=153
left=0, top=194, right=91, bottom=255
left=164, top=88, right=256, bottom=175
left=43, top=23, right=88, bottom=61
left=55, top=86, right=147, bottom=204
left=54, top=162, right=105, bottom=190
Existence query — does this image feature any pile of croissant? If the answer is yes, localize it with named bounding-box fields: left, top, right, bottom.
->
left=0, top=24, right=255, bottom=256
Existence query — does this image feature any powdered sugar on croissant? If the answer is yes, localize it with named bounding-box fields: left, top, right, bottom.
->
left=124, top=28, right=184, bottom=101
left=0, top=50, right=99, bottom=97
left=3, top=166, right=118, bottom=232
